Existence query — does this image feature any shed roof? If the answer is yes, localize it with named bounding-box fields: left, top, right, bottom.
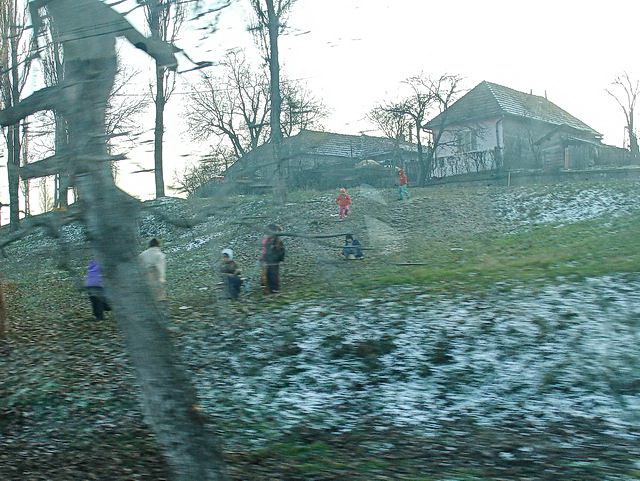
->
left=426, top=81, right=601, bottom=137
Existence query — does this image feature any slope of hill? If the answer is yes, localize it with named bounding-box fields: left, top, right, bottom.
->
left=1, top=180, right=640, bottom=480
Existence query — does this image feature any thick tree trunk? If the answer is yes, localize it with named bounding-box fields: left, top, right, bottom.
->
left=8, top=0, right=22, bottom=229
left=76, top=164, right=229, bottom=480
left=1, top=1, right=230, bottom=478
left=266, top=0, right=282, bottom=144
left=80, top=182, right=228, bottom=481
left=154, top=66, right=166, bottom=197
left=7, top=124, right=21, bottom=231
left=147, top=0, right=166, bottom=198
left=265, top=0, right=285, bottom=201
left=66, top=53, right=228, bottom=479
left=21, top=121, right=30, bottom=216
left=54, top=114, right=69, bottom=208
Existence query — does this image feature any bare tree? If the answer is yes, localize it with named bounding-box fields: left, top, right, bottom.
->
left=171, top=148, right=231, bottom=196
left=249, top=0, right=296, bottom=143
left=20, top=119, right=30, bottom=215
left=371, top=73, right=463, bottom=185
left=0, top=1, right=227, bottom=479
left=367, top=105, right=412, bottom=170
left=105, top=62, right=152, bottom=153
left=422, top=74, right=463, bottom=179
left=37, top=176, right=53, bottom=212
left=143, top=0, right=185, bottom=198
left=248, top=0, right=296, bottom=200
left=280, top=79, right=326, bottom=137
left=368, top=105, right=411, bottom=141
left=186, top=50, right=270, bottom=158
left=371, top=79, right=432, bottom=186
left=38, top=9, right=67, bottom=207
left=185, top=50, right=324, bottom=163
left=606, top=72, right=640, bottom=158
left=26, top=53, right=149, bottom=204
left=0, top=0, right=34, bottom=230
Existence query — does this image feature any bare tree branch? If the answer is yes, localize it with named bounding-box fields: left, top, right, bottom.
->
left=606, top=72, right=639, bottom=156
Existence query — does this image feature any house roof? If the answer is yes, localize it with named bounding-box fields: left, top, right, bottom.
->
left=233, top=129, right=417, bottom=170
left=226, top=129, right=418, bottom=176
left=284, top=129, right=417, bottom=158
left=425, top=81, right=601, bottom=137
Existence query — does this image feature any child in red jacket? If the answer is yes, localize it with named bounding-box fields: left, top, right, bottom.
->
left=335, top=187, right=352, bottom=219
left=397, top=168, right=410, bottom=200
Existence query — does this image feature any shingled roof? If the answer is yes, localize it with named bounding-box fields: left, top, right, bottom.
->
left=227, top=129, right=418, bottom=176
left=285, top=129, right=417, bottom=158
left=426, top=81, right=601, bottom=136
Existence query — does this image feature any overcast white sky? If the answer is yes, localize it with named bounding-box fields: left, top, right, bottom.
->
left=2, top=0, right=640, bottom=218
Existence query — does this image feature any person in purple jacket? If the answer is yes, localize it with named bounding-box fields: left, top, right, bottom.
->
left=84, top=259, right=111, bottom=320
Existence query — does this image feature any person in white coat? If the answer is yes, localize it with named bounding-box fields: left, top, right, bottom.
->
left=139, top=238, right=166, bottom=302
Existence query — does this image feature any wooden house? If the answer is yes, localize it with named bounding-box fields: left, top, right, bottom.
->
left=425, top=81, right=627, bottom=177
left=226, top=129, right=417, bottom=190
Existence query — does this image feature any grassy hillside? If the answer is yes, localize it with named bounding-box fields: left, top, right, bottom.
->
left=1, top=180, right=640, bottom=480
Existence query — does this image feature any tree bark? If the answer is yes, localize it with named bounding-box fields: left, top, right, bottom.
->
left=147, top=0, right=166, bottom=198
left=54, top=113, right=69, bottom=207
left=3, top=0, right=23, bottom=231
left=21, top=121, right=30, bottom=216
left=265, top=0, right=286, bottom=202
left=76, top=155, right=229, bottom=481
left=266, top=0, right=282, bottom=145
left=154, top=65, right=166, bottom=197
left=2, top=1, right=229, bottom=478
left=7, top=124, right=21, bottom=231
left=62, top=40, right=228, bottom=481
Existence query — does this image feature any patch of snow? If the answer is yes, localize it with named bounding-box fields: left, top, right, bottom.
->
left=492, top=182, right=640, bottom=227
left=167, top=233, right=219, bottom=253
left=181, top=274, right=640, bottom=450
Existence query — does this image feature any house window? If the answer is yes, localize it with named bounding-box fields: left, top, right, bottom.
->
left=455, top=130, right=478, bottom=153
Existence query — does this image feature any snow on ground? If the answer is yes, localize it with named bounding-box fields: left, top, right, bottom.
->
left=491, top=181, right=640, bottom=226
left=181, top=274, right=640, bottom=450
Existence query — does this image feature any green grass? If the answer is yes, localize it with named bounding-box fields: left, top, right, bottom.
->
left=4, top=182, right=640, bottom=480
left=242, top=439, right=496, bottom=480
left=349, top=213, right=640, bottom=294
left=263, top=211, right=640, bottom=306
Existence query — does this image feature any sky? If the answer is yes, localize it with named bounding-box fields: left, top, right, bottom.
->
left=2, top=0, right=640, bottom=218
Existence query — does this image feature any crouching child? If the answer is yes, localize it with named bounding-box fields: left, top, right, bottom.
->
left=342, top=234, right=364, bottom=260
left=219, top=248, right=242, bottom=300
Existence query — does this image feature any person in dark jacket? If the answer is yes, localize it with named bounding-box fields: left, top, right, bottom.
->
left=262, top=226, right=285, bottom=293
left=259, top=224, right=278, bottom=289
left=342, top=234, right=364, bottom=259
left=219, top=248, right=242, bottom=300
left=84, top=259, right=111, bottom=320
